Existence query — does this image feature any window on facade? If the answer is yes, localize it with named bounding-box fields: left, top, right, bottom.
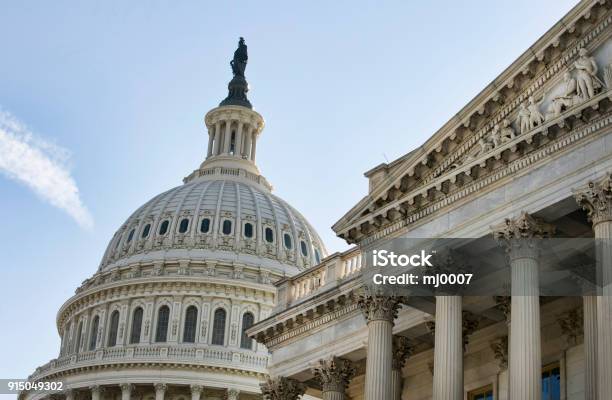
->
left=284, top=233, right=293, bottom=249
left=315, top=249, right=321, bottom=264
left=155, top=306, right=170, bottom=342
left=468, top=385, right=493, bottom=400
left=127, top=229, right=135, bottom=243
left=222, top=220, right=232, bottom=235
left=300, top=241, right=308, bottom=257
left=200, top=218, right=210, bottom=233
left=159, top=220, right=169, bottom=235
left=240, top=312, right=255, bottom=350
left=74, top=321, right=83, bottom=353
left=244, top=222, right=254, bottom=238
left=130, top=307, right=143, bottom=344
left=89, top=316, right=99, bottom=350
left=179, top=218, right=189, bottom=233
left=142, top=224, right=151, bottom=238
left=542, top=363, right=561, bottom=400
left=265, top=227, right=274, bottom=243
left=211, top=308, right=227, bottom=345
left=107, top=310, right=120, bottom=347
left=183, top=306, right=198, bottom=343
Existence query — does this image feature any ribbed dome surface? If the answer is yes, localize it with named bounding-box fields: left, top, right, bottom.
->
left=100, top=175, right=327, bottom=273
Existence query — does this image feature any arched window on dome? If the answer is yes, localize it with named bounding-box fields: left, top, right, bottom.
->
left=159, top=220, right=169, bottom=235
left=284, top=233, right=293, bottom=250
left=126, top=229, right=135, bottom=243
left=74, top=321, right=83, bottom=353
left=107, top=310, right=120, bottom=347
left=315, top=249, right=321, bottom=264
left=211, top=308, right=226, bottom=345
left=265, top=227, right=274, bottom=243
left=244, top=222, right=254, bottom=238
left=182, top=306, right=198, bottom=343
left=89, top=316, right=99, bottom=350
left=142, top=224, right=151, bottom=238
left=178, top=218, right=190, bottom=234
left=222, top=220, right=232, bottom=235
left=130, top=307, right=143, bottom=344
left=300, top=241, right=308, bottom=257
left=155, top=305, right=170, bottom=342
left=200, top=218, right=211, bottom=233
left=240, top=312, right=255, bottom=350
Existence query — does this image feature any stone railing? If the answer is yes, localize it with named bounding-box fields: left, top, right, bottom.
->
left=183, top=166, right=273, bottom=190
left=275, top=247, right=362, bottom=312
left=29, top=344, right=268, bottom=381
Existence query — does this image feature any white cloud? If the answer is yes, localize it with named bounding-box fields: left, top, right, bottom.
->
left=0, top=108, right=93, bottom=229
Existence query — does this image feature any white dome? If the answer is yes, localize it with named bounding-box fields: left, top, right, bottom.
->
left=100, top=171, right=327, bottom=274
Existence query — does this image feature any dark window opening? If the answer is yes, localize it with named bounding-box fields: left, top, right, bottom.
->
left=211, top=308, right=226, bottom=345
left=159, top=220, right=169, bottom=235
left=183, top=306, right=198, bottom=343
left=142, top=224, right=151, bottom=238
left=200, top=218, right=210, bottom=233
left=130, top=307, right=143, bottom=344
left=265, top=227, right=274, bottom=243
left=107, top=310, right=120, bottom=347
left=240, top=312, right=255, bottom=349
left=222, top=220, right=232, bottom=235
left=244, top=223, right=253, bottom=238
left=300, top=241, right=308, bottom=257
left=284, top=233, right=293, bottom=249
left=155, top=306, right=170, bottom=342
left=179, top=218, right=189, bottom=233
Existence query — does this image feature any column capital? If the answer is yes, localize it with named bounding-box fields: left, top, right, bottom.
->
left=493, top=295, right=511, bottom=323
left=462, top=311, right=480, bottom=351
left=490, top=336, right=509, bottom=371
left=556, top=308, right=583, bottom=348
left=89, top=385, right=102, bottom=394
left=154, top=383, right=167, bottom=393
left=391, top=336, right=414, bottom=371
left=492, top=211, right=555, bottom=260
left=226, top=388, right=240, bottom=400
left=358, top=293, right=405, bottom=323
left=190, top=385, right=203, bottom=395
left=120, top=383, right=133, bottom=393
left=312, top=357, right=356, bottom=393
left=260, top=377, right=306, bottom=400
left=574, top=172, right=612, bottom=226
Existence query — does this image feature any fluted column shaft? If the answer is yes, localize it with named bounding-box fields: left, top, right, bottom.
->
left=212, top=122, right=221, bottom=155
left=359, top=295, right=404, bottom=400
left=90, top=386, right=101, bottom=400
left=584, top=295, right=598, bottom=400
left=575, top=174, right=612, bottom=400
left=390, top=369, right=402, bottom=400
left=244, top=129, right=252, bottom=159
left=206, top=128, right=214, bottom=158
left=222, top=121, right=232, bottom=154
left=595, top=221, right=612, bottom=399
left=235, top=122, right=244, bottom=156
left=251, top=132, right=257, bottom=161
left=508, top=250, right=541, bottom=400
left=432, top=295, right=463, bottom=400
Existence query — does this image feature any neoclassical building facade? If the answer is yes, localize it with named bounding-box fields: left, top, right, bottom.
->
left=22, top=40, right=327, bottom=400
left=248, top=1, right=612, bottom=400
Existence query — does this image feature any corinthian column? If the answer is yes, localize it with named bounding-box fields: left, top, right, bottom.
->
left=190, top=385, right=202, bottom=400
left=493, top=212, right=554, bottom=400
left=432, top=296, right=463, bottom=400
left=391, top=336, right=414, bottom=400
left=575, top=173, right=612, bottom=400
left=312, top=357, right=356, bottom=400
left=358, top=293, right=405, bottom=400
left=120, top=383, right=133, bottom=400
left=154, top=383, right=167, bottom=400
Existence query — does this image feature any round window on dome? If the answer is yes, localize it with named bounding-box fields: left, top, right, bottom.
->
left=126, top=229, right=135, bottom=243
left=244, top=222, right=254, bottom=238
left=283, top=233, right=293, bottom=249
left=159, top=220, right=169, bottom=235
left=178, top=218, right=189, bottom=233
left=141, top=224, right=151, bottom=238
left=300, top=240, right=308, bottom=257
left=265, top=227, right=274, bottom=243
left=222, top=220, right=232, bottom=235
left=200, top=218, right=210, bottom=233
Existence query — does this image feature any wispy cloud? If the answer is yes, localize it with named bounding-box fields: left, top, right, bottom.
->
left=0, top=108, right=93, bottom=229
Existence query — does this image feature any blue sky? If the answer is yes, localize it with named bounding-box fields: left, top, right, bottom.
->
left=0, top=0, right=578, bottom=385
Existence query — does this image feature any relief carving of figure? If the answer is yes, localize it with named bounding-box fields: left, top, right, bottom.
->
left=574, top=47, right=601, bottom=100
left=527, top=96, right=545, bottom=129
left=517, top=102, right=531, bottom=134
left=546, top=72, right=580, bottom=119
left=500, top=118, right=516, bottom=141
